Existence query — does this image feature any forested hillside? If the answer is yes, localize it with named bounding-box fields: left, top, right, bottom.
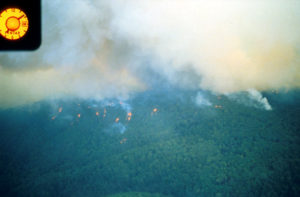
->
left=0, top=89, right=299, bottom=197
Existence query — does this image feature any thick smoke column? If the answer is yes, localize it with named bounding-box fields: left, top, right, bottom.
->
left=0, top=0, right=300, bottom=108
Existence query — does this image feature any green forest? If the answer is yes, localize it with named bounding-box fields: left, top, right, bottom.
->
left=0, top=89, right=299, bottom=197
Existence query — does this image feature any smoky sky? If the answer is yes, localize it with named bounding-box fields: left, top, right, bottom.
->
left=0, top=0, right=300, bottom=108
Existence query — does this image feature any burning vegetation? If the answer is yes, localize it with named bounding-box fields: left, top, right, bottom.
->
left=214, top=105, right=222, bottom=109
left=103, top=108, right=107, bottom=118
left=151, top=108, right=158, bottom=116
left=120, top=138, right=127, bottom=144
left=127, top=112, right=132, bottom=121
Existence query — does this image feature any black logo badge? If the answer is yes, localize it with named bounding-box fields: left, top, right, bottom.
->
left=0, top=0, right=41, bottom=51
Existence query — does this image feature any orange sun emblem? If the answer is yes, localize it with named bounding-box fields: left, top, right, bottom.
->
left=0, top=8, right=29, bottom=40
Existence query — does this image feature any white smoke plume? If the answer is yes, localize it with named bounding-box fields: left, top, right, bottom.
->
left=227, top=89, right=272, bottom=111
left=247, top=89, right=272, bottom=111
left=0, top=0, right=300, bottom=108
left=195, top=92, right=212, bottom=107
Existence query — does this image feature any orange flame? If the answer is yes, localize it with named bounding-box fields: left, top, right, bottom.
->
left=96, top=112, right=99, bottom=116
left=120, top=138, right=127, bottom=144
left=153, top=108, right=158, bottom=112
left=214, top=105, right=222, bottom=109
left=115, top=117, right=120, bottom=123
left=77, top=114, right=81, bottom=118
left=127, top=112, right=132, bottom=121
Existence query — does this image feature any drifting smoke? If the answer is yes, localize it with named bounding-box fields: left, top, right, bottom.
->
left=119, top=101, right=132, bottom=113
left=195, top=92, right=212, bottom=107
left=0, top=0, right=300, bottom=108
left=111, top=123, right=126, bottom=134
left=227, top=89, right=272, bottom=111
left=247, top=89, right=272, bottom=110
left=100, top=100, right=132, bottom=113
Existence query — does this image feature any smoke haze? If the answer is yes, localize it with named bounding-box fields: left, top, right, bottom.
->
left=0, top=0, right=300, bottom=108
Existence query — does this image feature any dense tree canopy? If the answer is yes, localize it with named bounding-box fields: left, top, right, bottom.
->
left=0, top=89, right=299, bottom=197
